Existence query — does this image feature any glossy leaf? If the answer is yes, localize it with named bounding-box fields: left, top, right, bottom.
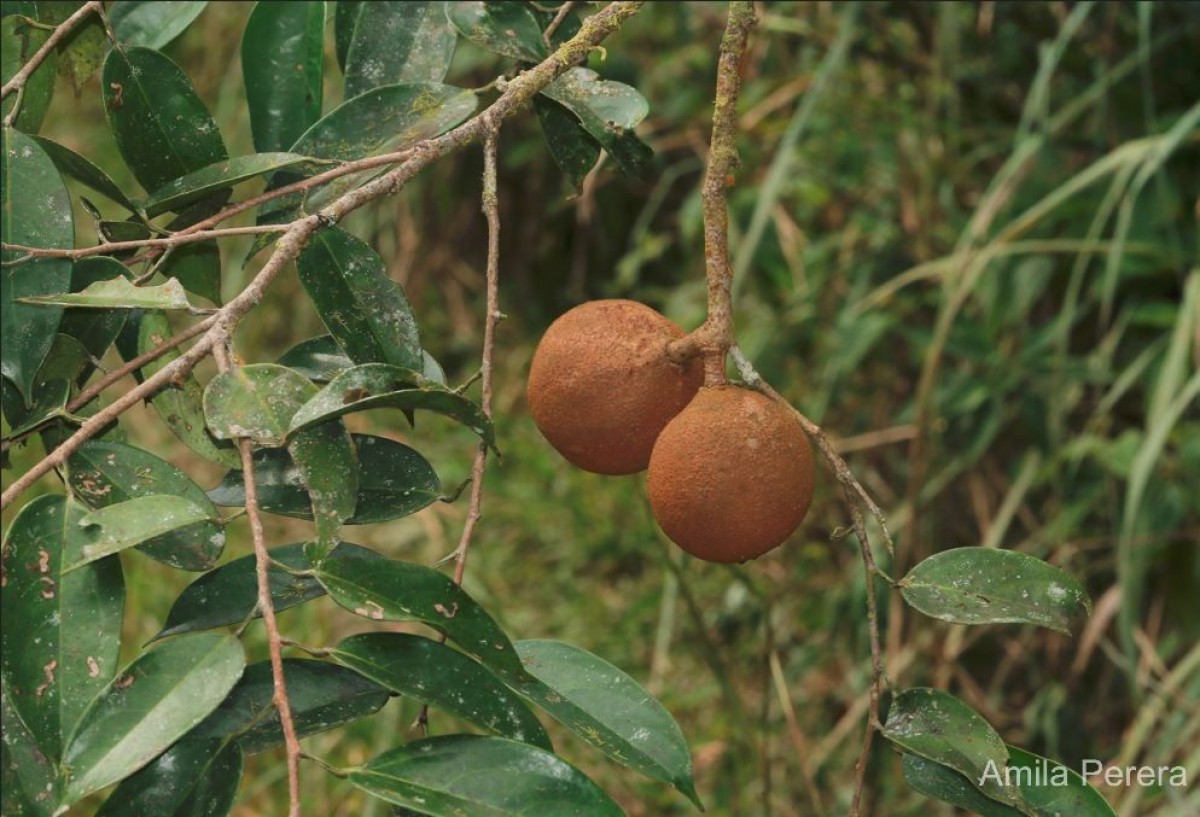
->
left=29, top=136, right=140, bottom=213
left=446, top=1, right=547, bottom=62
left=296, top=228, right=422, bottom=370
left=134, top=311, right=242, bottom=468
left=1, top=12, right=55, bottom=133
left=68, top=439, right=225, bottom=571
left=95, top=738, right=242, bottom=817
left=241, top=0, right=324, bottom=153
left=203, top=363, right=317, bottom=447
left=289, top=410, right=358, bottom=564
left=208, top=433, right=434, bottom=525
left=334, top=0, right=361, bottom=70
left=899, top=548, right=1092, bottom=634
left=541, top=68, right=653, bottom=178
left=36, top=0, right=105, bottom=92
left=157, top=541, right=380, bottom=639
left=1, top=373, right=68, bottom=437
left=190, top=659, right=388, bottom=753
left=160, top=240, right=221, bottom=305
left=512, top=640, right=699, bottom=806
left=344, top=1, right=456, bottom=98
left=0, top=496, right=124, bottom=764
left=58, top=257, right=130, bottom=362
left=21, top=277, right=194, bottom=311
left=331, top=633, right=552, bottom=750
left=317, top=551, right=525, bottom=676
left=289, top=364, right=495, bottom=451
left=109, top=0, right=207, bottom=50
left=882, top=687, right=1024, bottom=810
left=101, top=46, right=228, bottom=193
left=1, top=678, right=57, bottom=817
left=1006, top=746, right=1117, bottom=817
left=1, top=128, right=72, bottom=404
left=903, top=754, right=1024, bottom=817
left=534, top=94, right=599, bottom=189
left=98, top=218, right=151, bottom=245
left=276, top=334, right=354, bottom=382
left=348, top=735, right=624, bottom=817
left=143, top=152, right=321, bottom=218
left=59, top=632, right=245, bottom=807
left=69, top=495, right=217, bottom=571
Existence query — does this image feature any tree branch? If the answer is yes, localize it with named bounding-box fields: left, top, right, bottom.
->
left=1, top=1, right=101, bottom=122
left=1, top=226, right=287, bottom=265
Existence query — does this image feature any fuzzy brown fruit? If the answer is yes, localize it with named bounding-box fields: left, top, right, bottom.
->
left=527, top=300, right=703, bottom=475
left=648, top=385, right=815, bottom=562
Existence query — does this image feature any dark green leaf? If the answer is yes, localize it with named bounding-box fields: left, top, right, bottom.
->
left=101, top=46, right=228, bottom=193
left=68, top=438, right=226, bottom=571
left=345, top=2, right=456, bottom=98
left=143, top=152, right=321, bottom=218
left=59, top=632, right=245, bottom=807
left=36, top=1, right=105, bottom=92
left=534, top=95, right=600, bottom=189
left=297, top=229, right=422, bottom=370
left=334, top=1, right=361, bottom=71
left=288, top=412, right=358, bottom=564
left=276, top=334, right=354, bottom=382
left=1, top=128, right=72, bottom=404
left=289, top=364, right=494, bottom=451
left=28, top=136, right=140, bottom=213
left=70, top=495, right=217, bottom=570
left=347, top=735, right=624, bottom=817
left=882, top=687, right=1024, bottom=810
left=902, top=754, right=1025, bottom=817
left=95, top=738, right=242, bottom=817
left=1, top=13, right=55, bottom=133
left=511, top=640, right=699, bottom=806
left=317, top=552, right=525, bottom=676
left=0, top=373, right=68, bottom=437
left=98, top=218, right=151, bottom=245
left=160, top=240, right=221, bottom=305
left=0, top=496, right=124, bottom=764
left=241, top=0, right=325, bottom=154
left=203, top=363, right=316, bottom=447
left=134, top=311, right=242, bottom=468
left=109, top=0, right=208, bottom=50
left=541, top=68, right=653, bottom=178
left=331, top=633, right=552, bottom=750
left=207, top=433, right=440, bottom=525
left=157, top=541, right=380, bottom=639
left=189, top=659, right=388, bottom=753
left=58, top=257, right=130, bottom=362
left=445, top=1, right=547, bottom=62
left=899, top=548, right=1092, bottom=634
left=21, top=277, right=194, bottom=310
left=1006, top=746, right=1117, bottom=817
left=2, top=678, right=58, bottom=817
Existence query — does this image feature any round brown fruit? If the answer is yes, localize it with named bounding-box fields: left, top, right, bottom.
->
left=647, top=385, right=815, bottom=562
left=527, top=300, right=704, bottom=475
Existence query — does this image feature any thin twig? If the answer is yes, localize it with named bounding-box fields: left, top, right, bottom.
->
left=2, top=225, right=286, bottom=265
left=0, top=0, right=646, bottom=512
left=0, top=1, right=101, bottom=118
left=543, top=0, right=578, bottom=46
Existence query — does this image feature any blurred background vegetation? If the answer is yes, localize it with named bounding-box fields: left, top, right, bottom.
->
left=4, top=1, right=1199, bottom=815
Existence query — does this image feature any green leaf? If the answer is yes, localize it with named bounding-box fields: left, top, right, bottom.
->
left=208, top=433, right=439, bottom=525
left=36, top=0, right=105, bottom=92
left=446, top=1, right=547, bottom=62
left=2, top=373, right=68, bottom=438
left=1, top=128, right=72, bottom=404
left=276, top=334, right=354, bottom=382
left=511, top=640, right=699, bottom=807
left=142, top=152, right=321, bottom=218
left=109, top=0, right=208, bottom=50
left=1005, top=746, right=1118, bottom=817
left=899, top=548, right=1092, bottom=634
left=157, top=541, right=380, bottom=639
left=21, top=277, right=195, bottom=311
left=95, top=738, right=242, bottom=817
left=70, top=495, right=218, bottom=571
left=0, top=496, right=124, bottom=764
left=334, top=0, right=361, bottom=72
left=59, top=632, right=245, bottom=807
left=289, top=411, right=358, bottom=564
left=98, top=217, right=151, bottom=245
left=541, top=68, right=654, bottom=178
left=297, top=229, right=422, bottom=371
left=347, top=735, right=625, bottom=817
left=2, top=678, right=58, bottom=817
left=317, top=552, right=525, bottom=676
left=331, top=633, right=552, bottom=750
left=203, top=363, right=316, bottom=447
left=241, top=0, right=324, bottom=154
left=902, top=754, right=1025, bottom=817
left=189, top=659, right=389, bottom=753
left=57, top=257, right=130, bottom=362
left=1, top=13, right=55, bottom=133
left=160, top=240, right=221, bottom=305
left=882, top=687, right=1025, bottom=811
left=101, top=46, right=228, bottom=193
left=344, top=1, right=456, bottom=98
left=28, top=136, right=140, bottom=213
left=132, top=311, right=242, bottom=468
left=289, top=364, right=495, bottom=451
left=534, top=95, right=600, bottom=190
